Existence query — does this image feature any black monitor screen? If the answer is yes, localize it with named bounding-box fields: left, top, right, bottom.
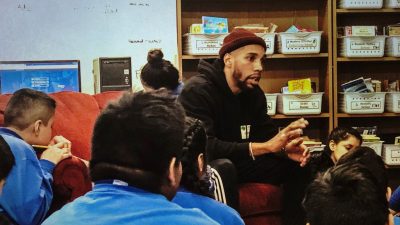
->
left=0, top=60, right=81, bottom=94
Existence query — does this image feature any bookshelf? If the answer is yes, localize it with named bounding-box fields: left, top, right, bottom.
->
left=332, top=1, right=400, bottom=145
left=177, top=0, right=333, bottom=142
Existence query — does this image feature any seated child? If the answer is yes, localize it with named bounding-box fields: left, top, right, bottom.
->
left=172, top=117, right=244, bottom=225
left=0, top=136, right=14, bottom=192
left=308, top=126, right=362, bottom=179
left=0, top=88, right=72, bottom=225
left=140, top=49, right=183, bottom=95
left=303, top=157, right=389, bottom=225
left=0, top=135, right=15, bottom=225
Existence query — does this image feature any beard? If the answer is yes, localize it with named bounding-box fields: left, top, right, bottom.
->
left=233, top=68, right=260, bottom=92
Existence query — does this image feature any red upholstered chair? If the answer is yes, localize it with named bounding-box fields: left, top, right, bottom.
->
left=50, top=92, right=101, bottom=161
left=47, top=156, right=92, bottom=214
left=239, top=183, right=283, bottom=225
left=93, top=91, right=124, bottom=110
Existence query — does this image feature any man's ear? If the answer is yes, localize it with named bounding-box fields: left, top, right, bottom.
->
left=329, top=140, right=336, bottom=152
left=223, top=53, right=232, bottom=67
left=197, top=153, right=204, bottom=174
left=167, top=157, right=181, bottom=188
left=33, top=120, right=42, bottom=136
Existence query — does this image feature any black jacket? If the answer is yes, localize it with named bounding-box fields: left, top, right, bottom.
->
left=178, top=59, right=277, bottom=163
left=308, top=147, right=334, bottom=180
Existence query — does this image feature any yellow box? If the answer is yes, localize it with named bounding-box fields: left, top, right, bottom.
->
left=288, top=78, right=312, bottom=94
left=189, top=24, right=203, bottom=34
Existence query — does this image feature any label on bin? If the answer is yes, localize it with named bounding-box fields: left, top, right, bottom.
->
left=286, top=39, right=317, bottom=48
left=398, top=43, right=400, bottom=51
left=289, top=101, right=319, bottom=110
left=391, top=149, right=400, bottom=158
left=350, top=101, right=381, bottom=110
left=350, top=42, right=380, bottom=50
left=195, top=40, right=222, bottom=50
left=265, top=40, right=272, bottom=50
left=267, top=102, right=273, bottom=111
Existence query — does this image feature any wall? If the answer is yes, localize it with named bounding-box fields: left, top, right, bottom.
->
left=0, top=0, right=178, bottom=94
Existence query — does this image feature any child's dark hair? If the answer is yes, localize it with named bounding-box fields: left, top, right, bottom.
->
left=180, top=117, right=212, bottom=197
left=337, top=146, right=388, bottom=196
left=0, top=136, right=15, bottom=181
left=140, top=49, right=180, bottom=91
left=4, top=88, right=56, bottom=130
left=328, top=126, right=362, bottom=145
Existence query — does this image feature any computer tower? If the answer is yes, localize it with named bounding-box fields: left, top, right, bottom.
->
left=93, top=57, right=132, bottom=93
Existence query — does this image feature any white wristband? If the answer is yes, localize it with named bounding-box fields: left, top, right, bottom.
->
left=249, top=142, right=255, bottom=161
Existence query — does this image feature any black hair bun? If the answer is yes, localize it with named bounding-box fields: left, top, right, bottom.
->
left=147, top=49, right=164, bottom=65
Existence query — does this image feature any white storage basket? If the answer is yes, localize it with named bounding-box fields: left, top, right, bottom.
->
left=277, top=93, right=323, bottom=115
left=385, top=36, right=400, bottom=57
left=339, top=92, right=386, bottom=114
left=339, top=0, right=383, bottom=8
left=265, top=93, right=278, bottom=115
left=382, top=144, right=400, bottom=165
left=257, top=33, right=275, bottom=55
left=384, top=0, right=400, bottom=8
left=362, top=141, right=384, bottom=156
left=183, top=33, right=227, bottom=55
left=339, top=36, right=385, bottom=57
left=277, top=31, right=322, bottom=54
left=385, top=92, right=400, bottom=113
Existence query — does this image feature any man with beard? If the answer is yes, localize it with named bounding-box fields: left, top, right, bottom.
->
left=178, top=28, right=310, bottom=224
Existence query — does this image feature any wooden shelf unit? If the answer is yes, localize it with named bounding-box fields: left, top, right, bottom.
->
left=177, top=0, right=333, bottom=142
left=332, top=1, right=400, bottom=144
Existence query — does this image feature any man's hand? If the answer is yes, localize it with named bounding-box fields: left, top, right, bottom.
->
left=40, top=142, right=72, bottom=165
left=249, top=118, right=309, bottom=156
left=285, top=137, right=310, bottom=167
left=49, top=135, right=71, bottom=150
left=263, top=118, right=309, bottom=153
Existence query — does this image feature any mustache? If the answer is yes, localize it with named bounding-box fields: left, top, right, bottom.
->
left=245, top=73, right=261, bottom=81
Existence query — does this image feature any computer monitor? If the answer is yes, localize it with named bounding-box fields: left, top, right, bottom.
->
left=0, top=60, right=81, bottom=94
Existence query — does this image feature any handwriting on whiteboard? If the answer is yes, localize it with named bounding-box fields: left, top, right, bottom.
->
left=128, top=39, right=162, bottom=44
left=129, top=2, right=150, bottom=7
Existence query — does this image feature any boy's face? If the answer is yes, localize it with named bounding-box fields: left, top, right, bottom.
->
left=330, top=135, right=361, bottom=161
left=35, top=116, right=54, bottom=145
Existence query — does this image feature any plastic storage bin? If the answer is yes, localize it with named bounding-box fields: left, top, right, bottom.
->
left=339, top=36, right=386, bottom=57
left=277, top=31, right=322, bottom=54
left=385, top=36, right=400, bottom=57
left=362, top=141, right=384, bottom=156
left=385, top=92, right=400, bottom=113
left=382, top=144, right=400, bottom=166
left=339, top=92, right=386, bottom=114
left=338, top=0, right=383, bottom=8
left=384, top=0, right=400, bottom=8
left=265, top=93, right=278, bottom=115
left=183, top=33, right=227, bottom=55
left=257, top=33, right=275, bottom=55
left=277, top=93, right=323, bottom=115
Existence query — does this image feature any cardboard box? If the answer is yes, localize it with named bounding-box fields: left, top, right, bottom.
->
left=385, top=24, right=400, bottom=36
left=344, top=26, right=377, bottom=36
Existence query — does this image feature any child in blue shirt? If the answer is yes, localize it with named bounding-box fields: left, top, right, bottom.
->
left=173, top=117, right=244, bottom=225
left=0, top=88, right=72, bottom=225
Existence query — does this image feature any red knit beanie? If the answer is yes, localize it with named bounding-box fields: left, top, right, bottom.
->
left=219, top=28, right=266, bottom=59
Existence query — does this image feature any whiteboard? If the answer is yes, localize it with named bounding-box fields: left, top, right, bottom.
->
left=0, top=0, right=178, bottom=94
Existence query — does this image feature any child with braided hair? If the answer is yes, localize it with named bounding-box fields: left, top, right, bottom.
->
left=172, top=117, right=244, bottom=225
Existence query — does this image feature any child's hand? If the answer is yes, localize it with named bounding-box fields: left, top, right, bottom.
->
left=40, top=142, right=72, bottom=165
left=49, top=135, right=71, bottom=150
